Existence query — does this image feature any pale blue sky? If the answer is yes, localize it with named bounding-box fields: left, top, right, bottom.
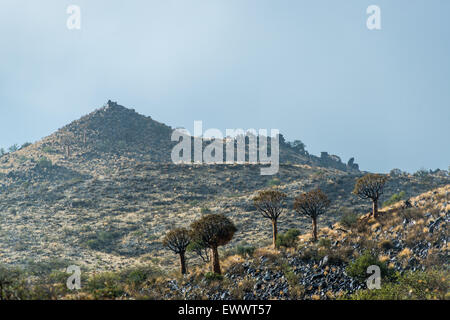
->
left=0, top=0, right=449, bottom=173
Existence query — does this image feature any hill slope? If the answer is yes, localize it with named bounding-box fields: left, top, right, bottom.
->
left=0, top=101, right=448, bottom=275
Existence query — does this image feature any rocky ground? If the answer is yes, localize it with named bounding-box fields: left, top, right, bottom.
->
left=148, top=185, right=449, bottom=300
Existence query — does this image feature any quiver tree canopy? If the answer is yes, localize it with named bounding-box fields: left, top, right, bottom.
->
left=293, top=188, right=330, bottom=241
left=353, top=174, right=389, bottom=217
left=189, top=214, right=237, bottom=274
left=163, top=227, right=191, bottom=274
left=253, top=189, right=287, bottom=248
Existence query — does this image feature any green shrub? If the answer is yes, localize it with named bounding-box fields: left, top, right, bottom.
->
left=276, top=229, right=301, bottom=248
left=318, top=238, right=332, bottom=248
left=200, top=207, right=211, bottom=214
left=20, top=142, right=32, bottom=149
left=339, top=209, right=359, bottom=228
left=120, top=265, right=163, bottom=289
left=25, top=258, right=72, bottom=277
left=204, top=272, right=223, bottom=282
left=41, top=146, right=56, bottom=154
left=349, top=269, right=449, bottom=300
left=17, top=155, right=29, bottom=164
left=85, top=231, right=121, bottom=250
left=37, top=157, right=52, bottom=169
left=235, top=244, right=256, bottom=258
left=383, top=191, right=406, bottom=207
left=86, top=272, right=124, bottom=299
left=346, top=251, right=394, bottom=282
left=267, top=178, right=281, bottom=187
left=8, top=144, right=19, bottom=153
left=0, top=264, right=28, bottom=300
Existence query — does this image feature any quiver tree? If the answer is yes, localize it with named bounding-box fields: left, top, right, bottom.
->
left=253, top=190, right=287, bottom=249
left=189, top=214, right=236, bottom=275
left=353, top=174, right=388, bottom=218
left=163, top=228, right=191, bottom=275
left=294, top=189, right=330, bottom=241
left=60, top=132, right=74, bottom=158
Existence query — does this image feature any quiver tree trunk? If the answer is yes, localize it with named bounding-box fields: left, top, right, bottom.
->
left=179, top=251, right=187, bottom=275
left=372, top=199, right=379, bottom=218
left=312, top=217, right=318, bottom=241
left=272, top=220, right=278, bottom=249
left=211, top=246, right=221, bottom=274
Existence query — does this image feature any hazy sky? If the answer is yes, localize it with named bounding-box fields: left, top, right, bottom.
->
left=1, top=0, right=449, bottom=173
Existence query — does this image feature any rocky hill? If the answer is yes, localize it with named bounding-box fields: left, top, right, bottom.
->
left=0, top=100, right=358, bottom=177
left=0, top=101, right=448, bottom=282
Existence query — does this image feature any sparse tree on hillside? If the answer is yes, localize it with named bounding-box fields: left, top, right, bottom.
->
left=163, top=228, right=191, bottom=275
left=293, top=189, right=331, bottom=241
left=291, top=140, right=306, bottom=154
left=190, top=214, right=236, bottom=275
left=61, top=136, right=72, bottom=158
left=8, top=144, right=19, bottom=153
left=0, top=148, right=5, bottom=156
left=353, top=174, right=389, bottom=218
left=253, top=190, right=287, bottom=249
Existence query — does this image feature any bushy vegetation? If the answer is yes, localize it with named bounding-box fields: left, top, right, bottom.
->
left=349, top=269, right=449, bottom=300
left=266, top=178, right=281, bottom=187
left=37, top=157, right=53, bottom=169
left=20, top=142, right=32, bottom=149
left=200, top=207, right=211, bottom=214
left=339, top=209, right=359, bottom=228
left=0, top=172, right=447, bottom=301
left=235, top=243, right=256, bottom=258
left=204, top=272, right=224, bottom=283
left=276, top=229, right=301, bottom=248
left=8, top=144, right=19, bottom=153
left=346, top=251, right=394, bottom=282
left=383, top=191, right=406, bottom=207
left=41, top=146, right=57, bottom=154
left=84, top=231, right=121, bottom=250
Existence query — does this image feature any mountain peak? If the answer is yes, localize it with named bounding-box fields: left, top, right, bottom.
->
left=99, top=100, right=135, bottom=114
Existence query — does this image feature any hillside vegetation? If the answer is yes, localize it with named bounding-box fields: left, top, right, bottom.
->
left=0, top=101, right=448, bottom=300
left=0, top=185, right=448, bottom=300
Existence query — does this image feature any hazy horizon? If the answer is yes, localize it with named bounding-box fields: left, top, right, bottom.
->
left=1, top=0, right=449, bottom=173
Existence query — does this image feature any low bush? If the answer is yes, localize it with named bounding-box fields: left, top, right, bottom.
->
left=276, top=229, right=301, bottom=248
left=346, top=251, right=394, bottom=282
left=200, top=207, right=211, bottom=214
left=85, top=231, right=121, bottom=250
left=204, top=272, right=223, bottom=283
left=120, top=265, right=163, bottom=289
left=339, top=209, right=359, bottom=228
left=349, top=269, right=449, bottom=300
left=85, top=272, right=124, bottom=299
left=235, top=244, right=256, bottom=258
left=37, top=157, right=52, bottom=169
left=383, top=191, right=406, bottom=207
left=318, top=238, right=332, bottom=249
left=267, top=178, right=281, bottom=187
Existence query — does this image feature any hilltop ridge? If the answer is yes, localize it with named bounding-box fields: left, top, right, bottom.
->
left=0, top=100, right=359, bottom=174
